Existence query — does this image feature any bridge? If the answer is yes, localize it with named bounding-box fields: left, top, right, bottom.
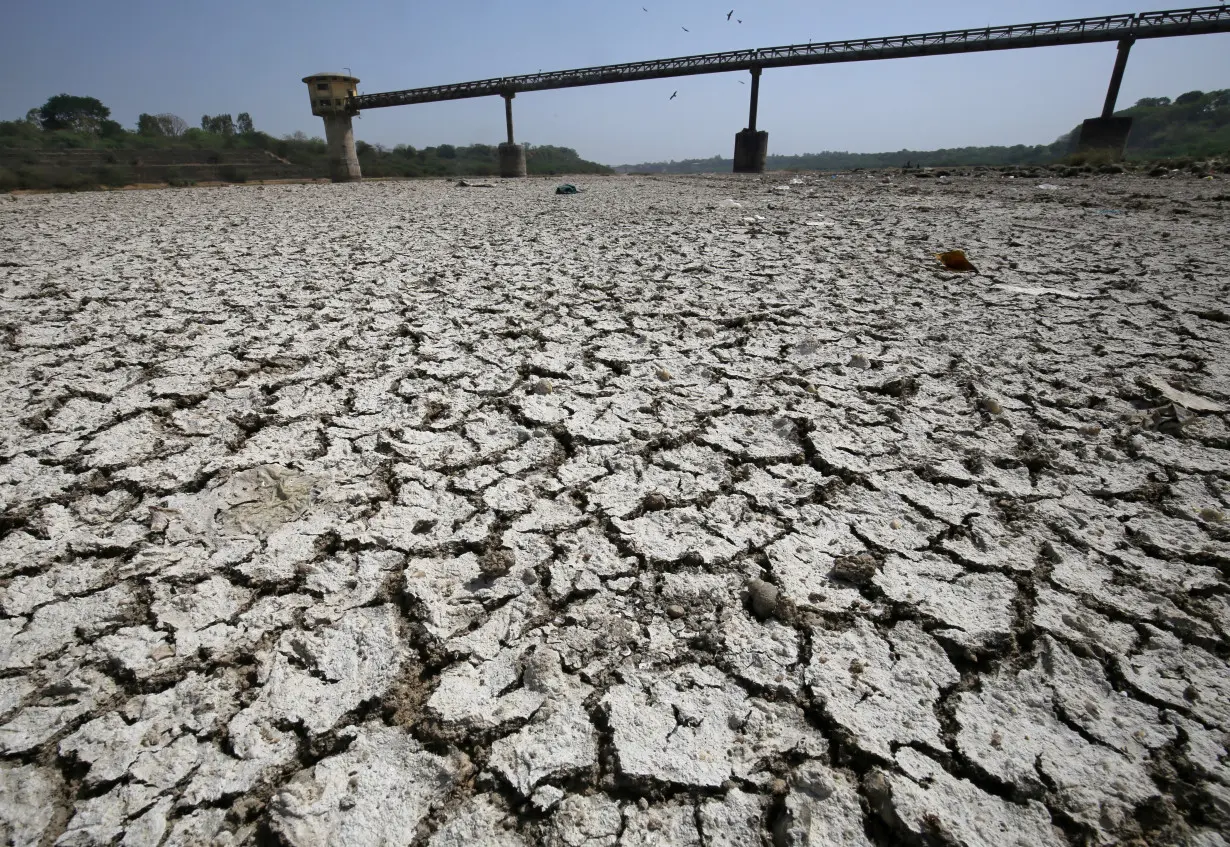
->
left=303, top=5, right=1230, bottom=180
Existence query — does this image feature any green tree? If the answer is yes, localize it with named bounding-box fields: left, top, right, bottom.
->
left=99, top=119, right=126, bottom=139
left=236, top=112, right=254, bottom=134
left=437, top=144, right=457, bottom=159
left=1175, top=90, right=1204, bottom=106
left=39, top=94, right=110, bottom=133
left=1135, top=97, right=1171, bottom=108
left=201, top=113, right=235, bottom=135
left=138, top=113, right=164, bottom=136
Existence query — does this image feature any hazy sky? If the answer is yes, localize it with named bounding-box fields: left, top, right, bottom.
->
left=2, top=1, right=1227, bottom=164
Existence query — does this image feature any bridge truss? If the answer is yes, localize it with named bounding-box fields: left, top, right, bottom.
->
left=353, top=5, right=1230, bottom=109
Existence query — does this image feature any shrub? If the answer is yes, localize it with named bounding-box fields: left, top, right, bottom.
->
left=95, top=166, right=132, bottom=187
left=218, top=164, right=248, bottom=183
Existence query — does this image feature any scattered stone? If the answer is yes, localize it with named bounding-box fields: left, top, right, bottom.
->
left=745, top=578, right=780, bottom=621
left=829, top=552, right=877, bottom=585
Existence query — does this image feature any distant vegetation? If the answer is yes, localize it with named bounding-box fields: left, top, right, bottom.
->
left=616, top=88, right=1230, bottom=173
left=0, top=94, right=611, bottom=190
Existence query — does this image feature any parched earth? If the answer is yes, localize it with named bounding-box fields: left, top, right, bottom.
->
left=1, top=172, right=1228, bottom=847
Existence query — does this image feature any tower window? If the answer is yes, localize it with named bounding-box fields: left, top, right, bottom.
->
left=316, top=83, right=329, bottom=91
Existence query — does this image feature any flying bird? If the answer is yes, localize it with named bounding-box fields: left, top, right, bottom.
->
left=681, top=26, right=689, bottom=31
left=642, top=6, right=647, bottom=10
left=737, top=19, right=742, bottom=23
left=738, top=80, right=745, bottom=84
left=670, top=91, right=678, bottom=100
left=727, top=9, right=734, bottom=19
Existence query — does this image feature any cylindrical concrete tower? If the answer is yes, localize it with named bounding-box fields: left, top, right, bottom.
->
left=302, top=73, right=362, bottom=182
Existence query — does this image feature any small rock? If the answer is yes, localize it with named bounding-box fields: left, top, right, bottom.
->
left=1199, top=507, right=1225, bottom=524
left=848, top=353, right=872, bottom=370
left=643, top=492, right=668, bottom=512
left=830, top=552, right=877, bottom=586
left=531, top=379, right=553, bottom=395
left=478, top=548, right=515, bottom=579
left=888, top=518, right=903, bottom=530
left=746, top=578, right=779, bottom=621
left=656, top=367, right=672, bottom=381
left=666, top=604, right=686, bottom=620
left=981, top=396, right=1002, bottom=415
left=878, top=376, right=918, bottom=398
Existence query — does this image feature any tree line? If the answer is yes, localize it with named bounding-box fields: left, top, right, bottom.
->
left=0, top=93, right=612, bottom=189
left=616, top=90, right=1230, bottom=173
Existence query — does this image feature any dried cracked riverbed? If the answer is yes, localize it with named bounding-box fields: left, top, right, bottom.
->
left=1, top=172, right=1229, bottom=846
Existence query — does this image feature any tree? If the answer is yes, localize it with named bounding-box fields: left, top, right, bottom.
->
left=437, top=143, right=457, bottom=159
left=201, top=113, right=235, bottom=135
left=99, top=119, right=126, bottom=139
left=1134, top=97, right=1171, bottom=109
left=236, top=112, right=254, bottom=134
left=39, top=94, right=111, bottom=133
left=24, top=108, right=41, bottom=127
left=155, top=114, right=187, bottom=136
left=1174, top=90, right=1204, bottom=106
left=138, top=113, right=164, bottom=136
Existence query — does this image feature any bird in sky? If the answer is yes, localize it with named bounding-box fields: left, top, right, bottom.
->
left=670, top=91, right=678, bottom=99
left=737, top=19, right=742, bottom=23
left=738, top=80, right=745, bottom=84
left=727, top=9, right=734, bottom=20
left=681, top=26, right=689, bottom=31
left=642, top=6, right=647, bottom=10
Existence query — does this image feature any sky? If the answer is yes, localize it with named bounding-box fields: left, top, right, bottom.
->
left=2, top=1, right=1227, bottom=165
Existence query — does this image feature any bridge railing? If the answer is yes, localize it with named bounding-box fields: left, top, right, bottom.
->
left=351, top=5, right=1230, bottom=109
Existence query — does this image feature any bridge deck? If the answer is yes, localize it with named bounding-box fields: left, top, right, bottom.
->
left=353, top=5, right=1230, bottom=110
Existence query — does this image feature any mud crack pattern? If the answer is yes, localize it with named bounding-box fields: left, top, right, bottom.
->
left=1, top=173, right=1229, bottom=846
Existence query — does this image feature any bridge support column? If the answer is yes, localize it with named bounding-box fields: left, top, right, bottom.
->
left=1076, top=38, right=1134, bottom=160
left=733, top=67, right=767, bottom=173
left=323, top=113, right=362, bottom=182
left=499, top=93, right=527, bottom=178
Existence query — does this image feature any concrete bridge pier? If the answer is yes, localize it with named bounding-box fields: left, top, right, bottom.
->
left=498, top=93, right=528, bottom=178
left=323, top=114, right=362, bottom=182
left=733, top=67, right=768, bottom=173
left=1075, top=38, right=1134, bottom=159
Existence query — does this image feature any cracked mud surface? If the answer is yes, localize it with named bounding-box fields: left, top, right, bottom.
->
left=1, top=172, right=1229, bottom=846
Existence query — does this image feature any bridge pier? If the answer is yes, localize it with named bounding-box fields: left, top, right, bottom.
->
left=1075, top=38, right=1134, bottom=159
left=323, top=114, right=362, bottom=182
left=499, top=93, right=527, bottom=178
left=734, top=67, right=768, bottom=173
